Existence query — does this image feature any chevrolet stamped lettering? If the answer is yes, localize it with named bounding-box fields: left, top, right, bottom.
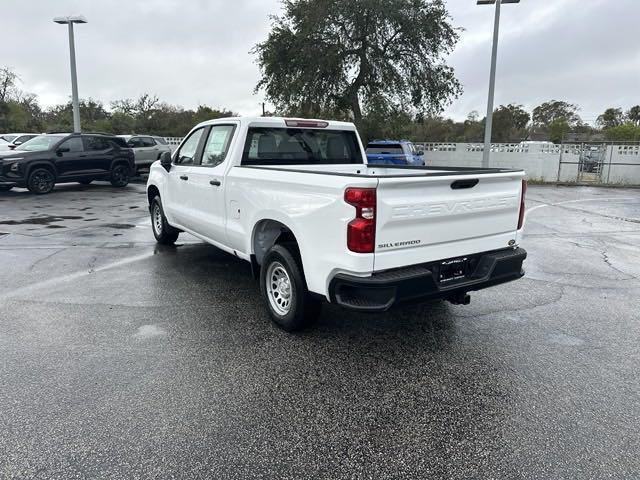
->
left=391, top=195, right=519, bottom=219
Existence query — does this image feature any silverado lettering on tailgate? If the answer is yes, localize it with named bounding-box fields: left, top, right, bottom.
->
left=391, top=195, right=518, bottom=219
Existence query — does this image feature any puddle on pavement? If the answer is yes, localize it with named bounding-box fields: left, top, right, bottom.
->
left=0, top=215, right=83, bottom=225
left=102, top=224, right=136, bottom=229
left=547, top=333, right=585, bottom=346
left=133, top=325, right=167, bottom=339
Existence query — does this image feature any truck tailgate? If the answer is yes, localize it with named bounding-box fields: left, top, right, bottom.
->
left=374, top=173, right=525, bottom=272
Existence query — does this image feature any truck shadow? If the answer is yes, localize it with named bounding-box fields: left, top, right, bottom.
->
left=151, top=242, right=459, bottom=353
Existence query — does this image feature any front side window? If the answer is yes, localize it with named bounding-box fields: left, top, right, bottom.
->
left=15, top=135, right=35, bottom=144
left=127, top=137, right=144, bottom=148
left=59, top=137, right=84, bottom=153
left=201, top=125, right=235, bottom=167
left=175, top=128, right=204, bottom=165
left=242, top=128, right=363, bottom=165
left=141, top=137, right=156, bottom=147
left=16, top=135, right=65, bottom=152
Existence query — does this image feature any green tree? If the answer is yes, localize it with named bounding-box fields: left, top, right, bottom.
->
left=253, top=0, right=462, bottom=128
left=603, top=123, right=640, bottom=142
left=597, top=107, right=624, bottom=129
left=491, top=104, right=530, bottom=142
left=626, top=105, right=640, bottom=126
left=548, top=118, right=570, bottom=143
left=532, top=100, right=581, bottom=128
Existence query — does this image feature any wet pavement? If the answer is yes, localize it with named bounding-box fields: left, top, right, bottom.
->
left=0, top=181, right=639, bottom=479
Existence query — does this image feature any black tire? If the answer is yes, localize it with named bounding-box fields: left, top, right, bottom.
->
left=27, top=168, right=55, bottom=194
left=0, top=185, right=12, bottom=192
left=260, top=243, right=321, bottom=331
left=110, top=163, right=130, bottom=187
left=78, top=179, right=93, bottom=185
left=150, top=195, right=179, bottom=245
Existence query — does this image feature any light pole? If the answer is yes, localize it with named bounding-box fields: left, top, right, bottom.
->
left=477, top=0, right=520, bottom=167
left=53, top=15, right=87, bottom=133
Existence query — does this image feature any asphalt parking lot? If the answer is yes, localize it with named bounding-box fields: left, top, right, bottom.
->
left=0, top=181, right=639, bottom=479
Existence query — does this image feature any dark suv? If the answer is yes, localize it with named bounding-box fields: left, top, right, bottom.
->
left=0, top=133, right=135, bottom=194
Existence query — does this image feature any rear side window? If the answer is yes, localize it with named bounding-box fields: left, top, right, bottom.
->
left=366, top=144, right=404, bottom=154
left=201, top=125, right=235, bottom=167
left=128, top=137, right=144, bottom=148
left=242, top=128, right=364, bottom=165
left=155, top=137, right=168, bottom=145
left=83, top=136, right=111, bottom=151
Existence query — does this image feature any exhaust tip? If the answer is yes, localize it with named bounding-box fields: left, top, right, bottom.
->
left=448, top=293, right=470, bottom=305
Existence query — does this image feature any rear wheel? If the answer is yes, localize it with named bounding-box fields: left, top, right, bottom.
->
left=110, top=163, right=130, bottom=187
left=151, top=196, right=179, bottom=245
left=27, top=168, right=55, bottom=194
left=260, top=243, right=321, bottom=331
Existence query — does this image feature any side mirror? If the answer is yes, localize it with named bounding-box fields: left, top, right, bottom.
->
left=160, top=151, right=172, bottom=171
left=417, top=150, right=425, bottom=156
left=56, top=146, right=71, bottom=155
left=8, top=144, right=16, bottom=150
left=127, top=141, right=135, bottom=148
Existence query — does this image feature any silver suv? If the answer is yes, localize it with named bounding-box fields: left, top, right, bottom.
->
left=118, top=135, right=171, bottom=171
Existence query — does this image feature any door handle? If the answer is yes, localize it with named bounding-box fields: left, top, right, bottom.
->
left=180, top=175, right=189, bottom=181
left=209, top=179, right=221, bottom=186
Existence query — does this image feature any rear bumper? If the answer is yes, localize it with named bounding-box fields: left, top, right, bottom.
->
left=329, top=247, right=527, bottom=312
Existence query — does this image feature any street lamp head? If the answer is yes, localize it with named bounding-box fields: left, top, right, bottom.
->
left=53, top=15, right=88, bottom=25
left=477, top=0, right=520, bottom=4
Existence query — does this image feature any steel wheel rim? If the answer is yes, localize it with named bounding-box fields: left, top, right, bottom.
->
left=266, top=261, right=293, bottom=316
left=152, top=204, right=163, bottom=235
left=33, top=171, right=53, bottom=192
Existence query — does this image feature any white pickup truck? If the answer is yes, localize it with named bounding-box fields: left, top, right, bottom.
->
left=147, top=117, right=527, bottom=331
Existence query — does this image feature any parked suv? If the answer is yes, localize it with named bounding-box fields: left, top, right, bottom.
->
left=118, top=135, right=171, bottom=171
left=365, top=140, right=425, bottom=166
left=0, top=133, right=39, bottom=151
left=0, top=133, right=135, bottom=194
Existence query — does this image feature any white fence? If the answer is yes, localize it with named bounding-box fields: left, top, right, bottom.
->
left=160, top=137, right=640, bottom=185
left=415, top=142, right=640, bottom=185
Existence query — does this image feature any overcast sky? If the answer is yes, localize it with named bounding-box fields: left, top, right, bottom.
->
left=2, top=0, right=638, bottom=124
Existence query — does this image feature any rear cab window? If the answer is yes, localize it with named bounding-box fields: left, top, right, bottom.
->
left=242, top=127, right=364, bottom=165
left=366, top=144, right=404, bottom=155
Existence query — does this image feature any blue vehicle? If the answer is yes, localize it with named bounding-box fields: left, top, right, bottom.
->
left=365, top=140, right=425, bottom=166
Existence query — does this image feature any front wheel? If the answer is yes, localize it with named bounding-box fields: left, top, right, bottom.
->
left=110, top=163, right=130, bottom=187
left=260, top=244, right=321, bottom=331
left=27, top=168, right=55, bottom=194
left=150, top=196, right=179, bottom=245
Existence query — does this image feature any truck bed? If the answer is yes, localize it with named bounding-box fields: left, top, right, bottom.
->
left=240, top=164, right=523, bottom=178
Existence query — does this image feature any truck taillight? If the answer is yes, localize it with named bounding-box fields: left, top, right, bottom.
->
left=345, top=188, right=376, bottom=253
left=518, top=179, right=527, bottom=230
